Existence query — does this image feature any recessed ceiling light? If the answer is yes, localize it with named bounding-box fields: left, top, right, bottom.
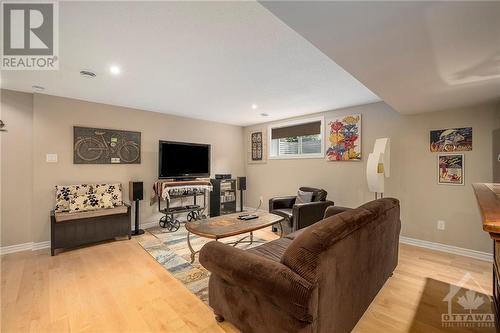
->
left=251, top=104, right=258, bottom=110
left=80, top=70, right=96, bottom=78
left=110, top=65, right=121, bottom=75
left=260, top=113, right=269, bottom=117
left=32, top=85, right=45, bottom=92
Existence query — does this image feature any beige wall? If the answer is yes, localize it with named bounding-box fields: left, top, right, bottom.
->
left=2, top=88, right=499, bottom=253
left=1, top=90, right=34, bottom=246
left=1, top=90, right=245, bottom=246
left=245, top=102, right=500, bottom=253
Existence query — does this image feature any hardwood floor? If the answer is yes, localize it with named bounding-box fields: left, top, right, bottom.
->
left=1, top=230, right=492, bottom=333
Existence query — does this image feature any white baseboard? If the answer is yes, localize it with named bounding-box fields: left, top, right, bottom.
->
left=32, top=241, right=51, bottom=251
left=400, top=236, right=493, bottom=262
left=1, top=241, right=50, bottom=255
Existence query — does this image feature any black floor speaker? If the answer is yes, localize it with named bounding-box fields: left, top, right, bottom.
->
left=237, top=177, right=246, bottom=212
left=129, top=181, right=145, bottom=236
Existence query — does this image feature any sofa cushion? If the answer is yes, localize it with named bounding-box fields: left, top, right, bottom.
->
left=285, top=228, right=305, bottom=241
left=69, top=193, right=114, bottom=213
left=55, top=184, right=93, bottom=212
left=359, top=197, right=399, bottom=217
left=93, top=183, right=123, bottom=206
left=54, top=205, right=128, bottom=222
left=281, top=207, right=375, bottom=282
left=246, top=237, right=293, bottom=262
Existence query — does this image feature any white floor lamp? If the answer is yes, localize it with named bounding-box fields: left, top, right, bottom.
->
left=367, top=138, right=390, bottom=199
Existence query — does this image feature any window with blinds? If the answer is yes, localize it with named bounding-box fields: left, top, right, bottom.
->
left=269, top=117, right=323, bottom=158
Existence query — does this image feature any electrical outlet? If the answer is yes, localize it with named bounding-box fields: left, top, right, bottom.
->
left=437, top=220, right=446, bottom=230
left=46, top=153, right=58, bottom=163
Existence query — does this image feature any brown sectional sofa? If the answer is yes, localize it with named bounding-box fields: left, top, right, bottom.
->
left=199, top=198, right=401, bottom=333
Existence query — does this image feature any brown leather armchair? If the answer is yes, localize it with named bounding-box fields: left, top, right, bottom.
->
left=269, top=187, right=334, bottom=235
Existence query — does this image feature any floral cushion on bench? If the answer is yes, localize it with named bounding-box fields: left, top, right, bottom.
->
left=55, top=183, right=123, bottom=212
left=55, top=184, right=93, bottom=212
left=69, top=193, right=114, bottom=212
left=94, top=183, right=123, bottom=207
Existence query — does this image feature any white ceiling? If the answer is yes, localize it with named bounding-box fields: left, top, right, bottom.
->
left=1, top=1, right=379, bottom=126
left=261, top=1, right=500, bottom=114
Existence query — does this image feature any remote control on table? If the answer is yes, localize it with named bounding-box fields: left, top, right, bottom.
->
left=239, top=215, right=258, bottom=220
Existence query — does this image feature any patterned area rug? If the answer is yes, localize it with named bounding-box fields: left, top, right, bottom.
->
left=139, top=223, right=265, bottom=304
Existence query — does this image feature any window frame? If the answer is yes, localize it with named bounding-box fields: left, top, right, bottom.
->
left=268, top=116, right=324, bottom=160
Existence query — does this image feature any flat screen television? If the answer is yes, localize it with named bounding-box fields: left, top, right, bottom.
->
left=158, top=141, right=211, bottom=179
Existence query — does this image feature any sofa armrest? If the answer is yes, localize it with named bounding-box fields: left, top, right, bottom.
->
left=292, top=200, right=335, bottom=230
left=324, top=205, right=352, bottom=219
left=199, top=241, right=315, bottom=322
left=269, top=196, right=296, bottom=211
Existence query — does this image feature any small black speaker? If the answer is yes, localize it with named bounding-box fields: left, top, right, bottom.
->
left=238, top=177, right=246, bottom=191
left=129, top=181, right=144, bottom=201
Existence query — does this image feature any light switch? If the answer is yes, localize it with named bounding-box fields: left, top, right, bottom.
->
left=46, top=153, right=58, bottom=163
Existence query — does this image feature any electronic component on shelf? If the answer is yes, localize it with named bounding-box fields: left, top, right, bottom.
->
left=215, top=174, right=232, bottom=179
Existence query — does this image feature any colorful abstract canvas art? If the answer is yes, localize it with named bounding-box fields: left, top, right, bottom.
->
left=438, top=154, right=464, bottom=185
left=326, top=114, right=362, bottom=161
left=430, top=127, right=472, bottom=152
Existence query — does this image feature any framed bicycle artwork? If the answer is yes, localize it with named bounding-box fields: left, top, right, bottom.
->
left=73, top=126, right=141, bottom=164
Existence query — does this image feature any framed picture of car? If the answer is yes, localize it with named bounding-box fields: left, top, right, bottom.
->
left=438, top=154, right=464, bottom=186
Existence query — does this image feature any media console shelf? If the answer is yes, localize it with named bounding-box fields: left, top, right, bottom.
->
left=210, top=179, right=237, bottom=217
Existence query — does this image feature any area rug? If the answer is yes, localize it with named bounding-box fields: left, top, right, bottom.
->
left=139, top=223, right=266, bottom=304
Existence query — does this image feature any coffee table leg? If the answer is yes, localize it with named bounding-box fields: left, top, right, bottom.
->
left=187, top=231, right=196, bottom=263
left=278, top=222, right=283, bottom=238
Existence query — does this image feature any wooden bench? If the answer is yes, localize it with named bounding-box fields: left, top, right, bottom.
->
left=50, top=204, right=131, bottom=256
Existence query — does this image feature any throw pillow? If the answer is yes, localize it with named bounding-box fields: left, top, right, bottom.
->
left=93, top=183, right=123, bottom=206
left=55, top=184, right=93, bottom=212
left=296, top=190, right=313, bottom=204
left=69, top=193, right=114, bottom=213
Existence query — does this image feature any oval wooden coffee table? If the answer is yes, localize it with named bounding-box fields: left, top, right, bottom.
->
left=185, top=211, right=284, bottom=263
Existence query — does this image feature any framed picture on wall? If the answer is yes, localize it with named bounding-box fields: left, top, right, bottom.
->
left=73, top=126, right=141, bottom=164
left=437, top=154, right=464, bottom=186
left=430, top=127, right=472, bottom=152
left=247, top=129, right=267, bottom=164
left=326, top=114, right=361, bottom=161
left=251, top=132, right=263, bottom=161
